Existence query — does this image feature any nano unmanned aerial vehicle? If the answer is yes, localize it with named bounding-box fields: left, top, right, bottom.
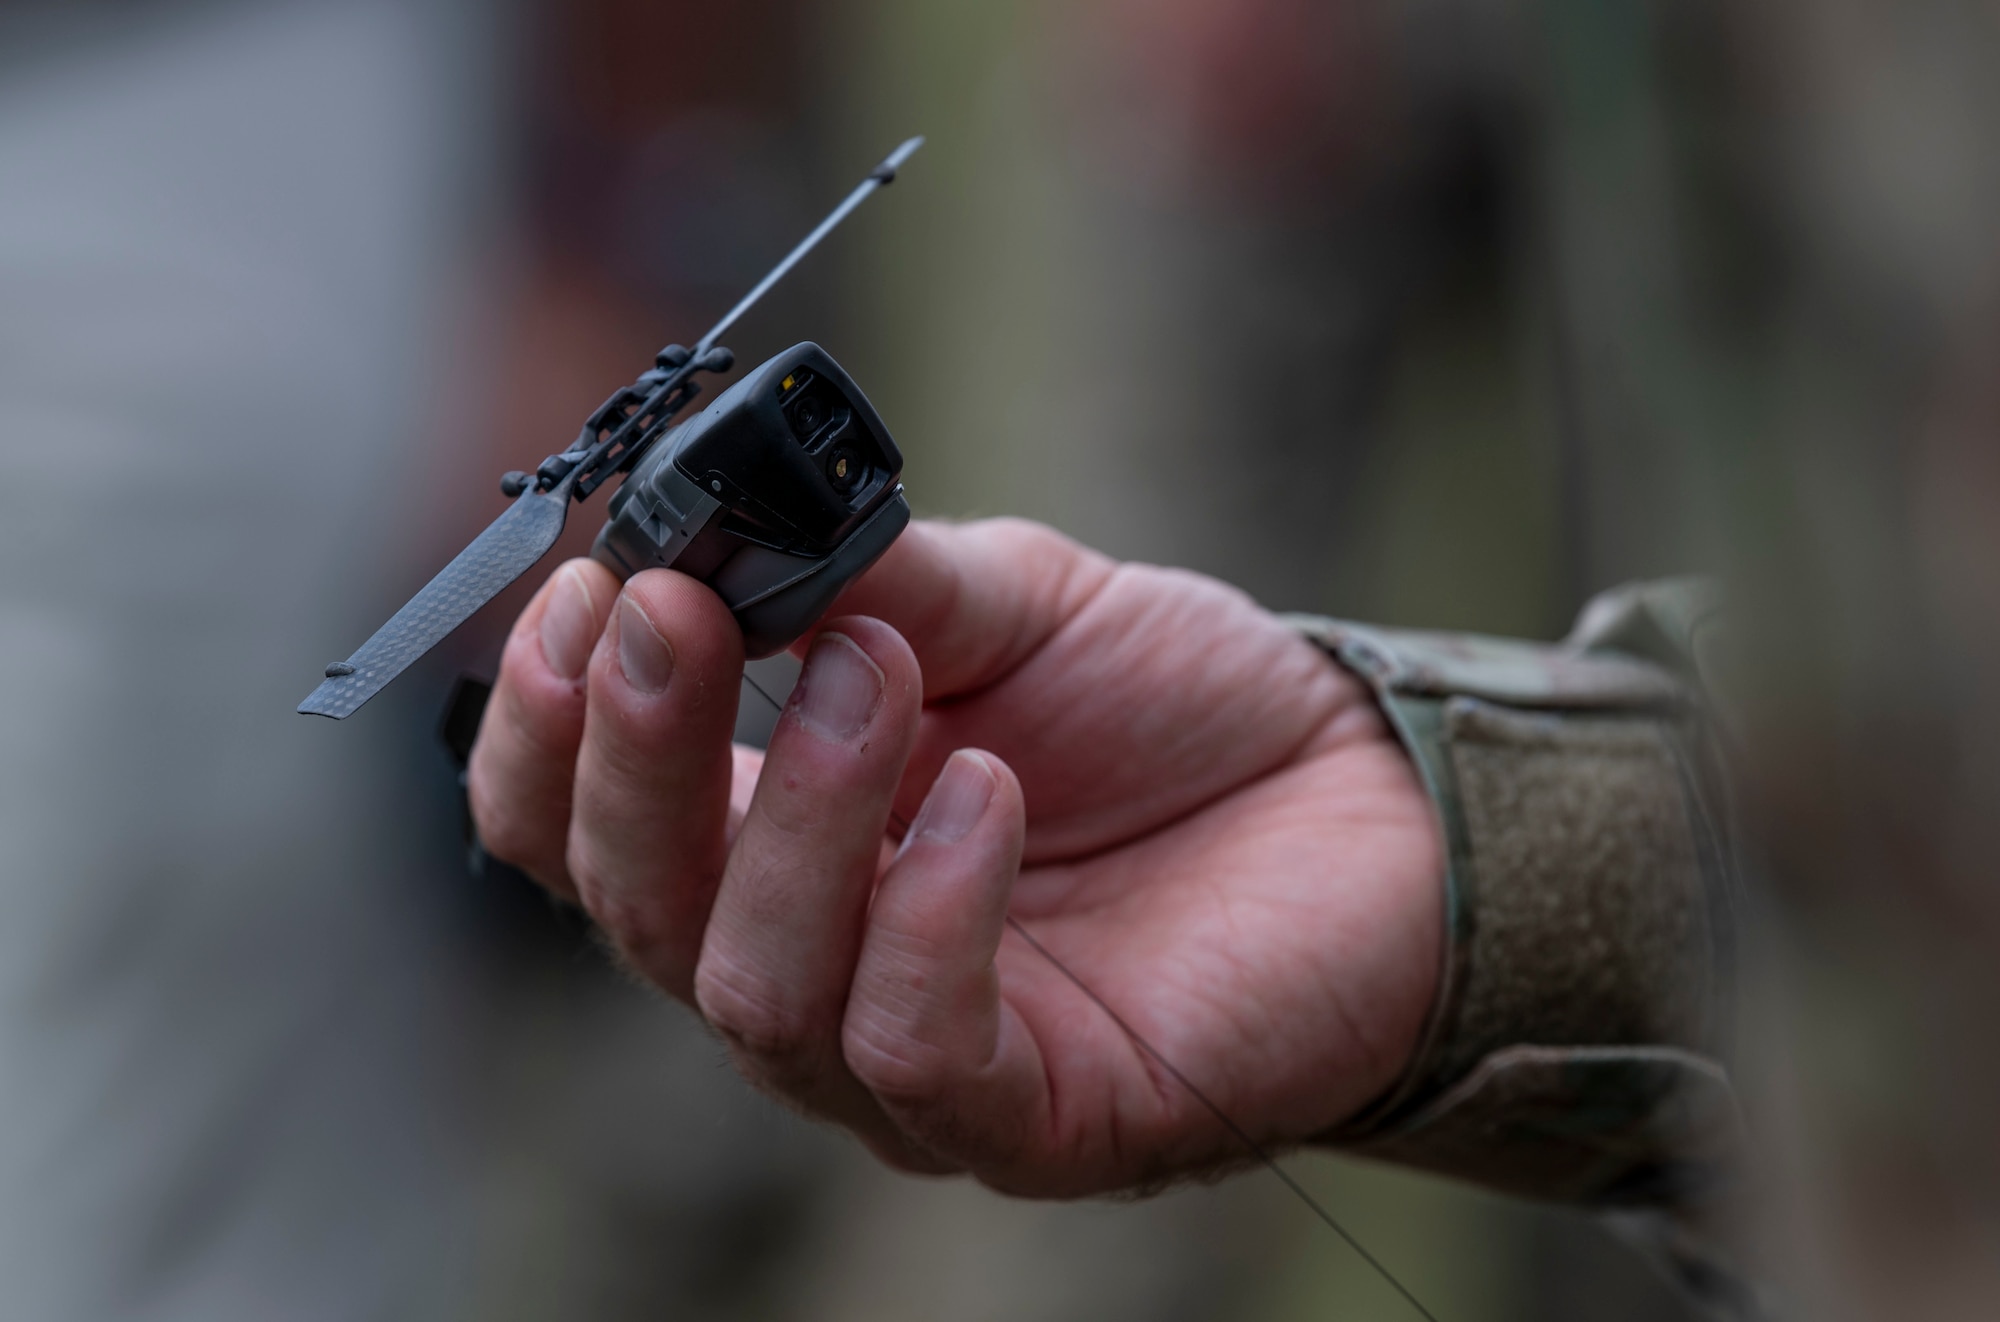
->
left=299, top=138, right=923, bottom=719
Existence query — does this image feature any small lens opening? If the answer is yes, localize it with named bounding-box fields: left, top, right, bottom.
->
left=827, top=445, right=865, bottom=494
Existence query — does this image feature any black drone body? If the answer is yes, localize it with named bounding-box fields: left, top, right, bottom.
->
left=299, top=138, right=922, bottom=719
left=594, top=343, right=907, bottom=658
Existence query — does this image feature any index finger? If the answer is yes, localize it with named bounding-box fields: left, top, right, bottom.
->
left=467, top=558, right=620, bottom=896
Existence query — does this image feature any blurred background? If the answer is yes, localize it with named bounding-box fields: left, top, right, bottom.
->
left=5, top=0, right=1995, bottom=1318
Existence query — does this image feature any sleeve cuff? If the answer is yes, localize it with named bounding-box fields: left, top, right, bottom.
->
left=1282, top=609, right=1744, bottom=1209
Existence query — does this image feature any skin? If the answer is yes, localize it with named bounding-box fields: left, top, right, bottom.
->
left=468, top=517, right=1442, bottom=1195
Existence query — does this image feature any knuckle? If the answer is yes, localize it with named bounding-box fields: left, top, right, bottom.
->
left=841, top=1014, right=950, bottom=1106
left=469, top=789, right=573, bottom=899
left=583, top=888, right=674, bottom=974
left=468, top=782, right=537, bottom=871
left=724, top=848, right=828, bottom=932
left=984, top=517, right=1085, bottom=572
left=744, top=775, right=838, bottom=841
left=478, top=822, right=536, bottom=873
left=562, top=847, right=699, bottom=995
left=563, top=838, right=645, bottom=936
left=694, top=957, right=822, bottom=1067
left=561, top=834, right=608, bottom=904
left=980, top=515, right=1065, bottom=552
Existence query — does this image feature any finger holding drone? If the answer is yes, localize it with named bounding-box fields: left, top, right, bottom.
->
left=466, top=559, right=619, bottom=898
left=565, top=569, right=745, bottom=1001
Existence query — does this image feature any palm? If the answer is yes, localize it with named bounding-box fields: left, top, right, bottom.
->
left=826, top=537, right=1442, bottom=1191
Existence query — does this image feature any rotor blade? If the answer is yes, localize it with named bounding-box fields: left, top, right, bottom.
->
left=298, top=485, right=571, bottom=719
left=693, top=136, right=924, bottom=356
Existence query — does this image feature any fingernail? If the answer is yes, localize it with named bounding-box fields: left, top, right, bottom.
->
left=539, top=565, right=597, bottom=681
left=912, top=750, right=995, bottom=845
left=793, top=632, right=883, bottom=742
left=616, top=593, right=675, bottom=694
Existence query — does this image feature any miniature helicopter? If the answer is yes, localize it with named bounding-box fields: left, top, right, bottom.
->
left=298, top=137, right=923, bottom=720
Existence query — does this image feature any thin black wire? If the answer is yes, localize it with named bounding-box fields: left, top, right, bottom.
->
left=1001, top=917, right=1439, bottom=1322
left=739, top=669, right=789, bottom=718
left=735, top=669, right=1439, bottom=1321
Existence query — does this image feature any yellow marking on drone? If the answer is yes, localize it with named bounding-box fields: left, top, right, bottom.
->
left=781, top=374, right=796, bottom=392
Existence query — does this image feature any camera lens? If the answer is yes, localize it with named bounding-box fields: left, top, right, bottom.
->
left=789, top=392, right=830, bottom=443
left=826, top=446, right=865, bottom=494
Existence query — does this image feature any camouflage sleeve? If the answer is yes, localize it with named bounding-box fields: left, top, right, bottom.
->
left=1283, top=580, right=1749, bottom=1224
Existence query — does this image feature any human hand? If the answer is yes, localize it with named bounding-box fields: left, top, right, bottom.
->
left=467, top=518, right=1441, bottom=1193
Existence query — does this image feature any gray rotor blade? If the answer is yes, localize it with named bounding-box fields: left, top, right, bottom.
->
left=298, top=485, right=571, bottom=719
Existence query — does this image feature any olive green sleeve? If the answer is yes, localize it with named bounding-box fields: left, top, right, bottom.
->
left=1282, top=579, right=1744, bottom=1211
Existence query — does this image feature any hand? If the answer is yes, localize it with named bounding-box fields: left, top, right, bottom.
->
left=467, top=518, right=1442, bottom=1194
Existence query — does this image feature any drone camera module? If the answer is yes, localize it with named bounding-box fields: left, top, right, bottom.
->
left=779, top=372, right=847, bottom=450
left=589, top=340, right=907, bottom=658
